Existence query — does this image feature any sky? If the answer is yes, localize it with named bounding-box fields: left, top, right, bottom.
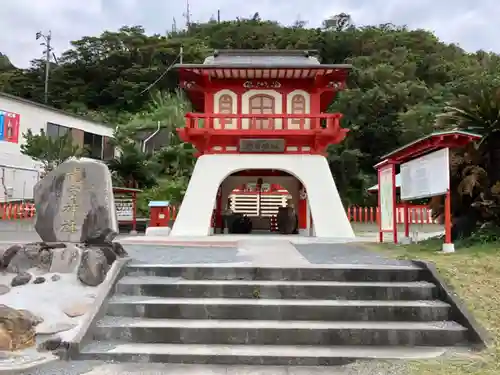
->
left=1, top=0, right=499, bottom=68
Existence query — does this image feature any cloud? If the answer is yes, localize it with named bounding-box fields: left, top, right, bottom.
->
left=1, top=0, right=498, bottom=68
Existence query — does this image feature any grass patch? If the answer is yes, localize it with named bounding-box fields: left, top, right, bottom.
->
left=370, top=239, right=499, bottom=375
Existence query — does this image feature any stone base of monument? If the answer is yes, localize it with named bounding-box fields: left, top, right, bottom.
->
left=0, top=240, right=130, bottom=372
left=0, top=157, right=133, bottom=372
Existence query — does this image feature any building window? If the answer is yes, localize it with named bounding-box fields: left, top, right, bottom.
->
left=102, top=136, right=115, bottom=160
left=218, top=94, right=233, bottom=126
left=46, top=122, right=69, bottom=139
left=83, top=131, right=103, bottom=159
left=290, top=94, right=306, bottom=127
left=249, top=94, right=275, bottom=129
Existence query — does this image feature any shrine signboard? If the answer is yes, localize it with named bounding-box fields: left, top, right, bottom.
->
left=239, top=139, right=285, bottom=153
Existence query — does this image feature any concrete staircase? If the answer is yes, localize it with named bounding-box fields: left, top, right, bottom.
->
left=78, top=264, right=469, bottom=366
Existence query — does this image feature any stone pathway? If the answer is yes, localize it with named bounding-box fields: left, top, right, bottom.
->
left=124, top=240, right=410, bottom=267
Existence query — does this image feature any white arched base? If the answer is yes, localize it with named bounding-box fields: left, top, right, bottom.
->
left=170, top=154, right=354, bottom=239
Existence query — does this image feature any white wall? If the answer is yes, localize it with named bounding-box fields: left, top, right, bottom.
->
left=0, top=94, right=115, bottom=200
left=0, top=94, right=114, bottom=157
left=171, top=154, right=354, bottom=238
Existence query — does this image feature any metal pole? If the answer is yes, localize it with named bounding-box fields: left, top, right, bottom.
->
left=44, top=31, right=52, bottom=104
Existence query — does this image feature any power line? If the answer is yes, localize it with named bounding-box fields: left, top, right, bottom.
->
left=139, top=52, right=182, bottom=95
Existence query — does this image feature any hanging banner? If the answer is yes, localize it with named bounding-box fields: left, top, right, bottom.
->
left=2, top=111, right=20, bottom=143
left=0, top=112, right=4, bottom=141
left=379, top=164, right=395, bottom=231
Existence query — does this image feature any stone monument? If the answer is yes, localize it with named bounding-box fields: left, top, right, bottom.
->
left=33, top=157, right=118, bottom=243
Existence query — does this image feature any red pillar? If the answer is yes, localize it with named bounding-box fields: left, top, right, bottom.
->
left=403, top=203, right=410, bottom=238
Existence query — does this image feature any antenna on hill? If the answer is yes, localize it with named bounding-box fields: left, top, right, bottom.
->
left=172, top=17, right=177, bottom=33
left=183, top=0, right=192, bottom=29
left=36, top=30, right=53, bottom=104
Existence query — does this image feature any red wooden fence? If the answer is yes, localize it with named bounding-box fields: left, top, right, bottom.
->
left=1, top=203, right=435, bottom=224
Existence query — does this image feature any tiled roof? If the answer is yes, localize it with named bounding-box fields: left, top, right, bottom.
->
left=203, top=50, right=320, bottom=66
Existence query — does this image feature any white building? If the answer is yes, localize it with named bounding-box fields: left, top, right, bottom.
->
left=0, top=92, right=115, bottom=202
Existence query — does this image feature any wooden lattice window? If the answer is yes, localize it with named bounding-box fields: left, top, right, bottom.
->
left=290, top=94, right=306, bottom=127
left=218, top=94, right=233, bottom=126
left=249, top=94, right=275, bottom=129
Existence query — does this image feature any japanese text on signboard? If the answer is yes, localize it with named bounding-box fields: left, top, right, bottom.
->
left=239, top=139, right=285, bottom=153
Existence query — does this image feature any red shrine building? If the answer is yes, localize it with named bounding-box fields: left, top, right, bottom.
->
left=170, top=49, right=355, bottom=238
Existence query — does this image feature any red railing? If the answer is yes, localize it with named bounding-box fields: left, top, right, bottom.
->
left=1, top=203, right=436, bottom=225
left=0, top=203, right=36, bottom=220
left=184, top=113, right=343, bottom=131
left=346, top=205, right=437, bottom=224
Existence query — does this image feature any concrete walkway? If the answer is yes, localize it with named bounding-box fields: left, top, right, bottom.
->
left=124, top=239, right=411, bottom=267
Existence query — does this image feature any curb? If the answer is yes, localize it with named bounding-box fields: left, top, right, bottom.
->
left=60, top=256, right=131, bottom=359
left=412, top=259, right=490, bottom=349
left=0, top=352, right=58, bottom=374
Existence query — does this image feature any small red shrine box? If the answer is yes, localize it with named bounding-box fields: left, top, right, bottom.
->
left=148, top=201, right=170, bottom=227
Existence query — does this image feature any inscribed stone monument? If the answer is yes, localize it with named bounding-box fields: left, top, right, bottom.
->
left=33, top=157, right=118, bottom=243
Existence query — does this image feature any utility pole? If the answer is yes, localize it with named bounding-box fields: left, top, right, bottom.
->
left=36, top=31, right=53, bottom=104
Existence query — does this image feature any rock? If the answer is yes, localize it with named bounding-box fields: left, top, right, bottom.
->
left=41, top=242, right=67, bottom=249
left=96, top=241, right=128, bottom=265
left=111, top=242, right=128, bottom=257
left=49, top=243, right=82, bottom=273
left=33, top=157, right=118, bottom=243
left=0, top=284, right=10, bottom=295
left=0, top=244, right=22, bottom=269
left=77, top=249, right=109, bottom=286
left=39, top=249, right=53, bottom=269
left=33, top=276, right=46, bottom=284
left=84, top=227, right=117, bottom=245
left=36, top=322, right=76, bottom=335
left=11, top=272, right=32, bottom=287
left=63, top=302, right=90, bottom=318
left=17, top=309, right=43, bottom=326
left=6, top=243, right=47, bottom=273
left=37, top=336, right=63, bottom=352
left=0, top=305, right=38, bottom=350
left=51, top=274, right=61, bottom=282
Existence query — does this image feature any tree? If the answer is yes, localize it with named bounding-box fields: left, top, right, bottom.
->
left=20, top=129, right=87, bottom=172
left=106, top=140, right=157, bottom=189
left=3, top=15, right=500, bottom=209
left=429, top=87, right=500, bottom=234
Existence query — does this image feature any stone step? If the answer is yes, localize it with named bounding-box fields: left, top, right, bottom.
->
left=94, top=317, right=467, bottom=346
left=78, top=342, right=453, bottom=366
left=106, top=296, right=451, bottom=321
left=116, top=276, right=436, bottom=300
left=125, top=264, right=426, bottom=282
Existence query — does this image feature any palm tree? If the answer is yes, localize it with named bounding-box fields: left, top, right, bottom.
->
left=438, top=88, right=500, bottom=183
left=433, top=88, right=500, bottom=230
left=107, top=141, right=157, bottom=189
